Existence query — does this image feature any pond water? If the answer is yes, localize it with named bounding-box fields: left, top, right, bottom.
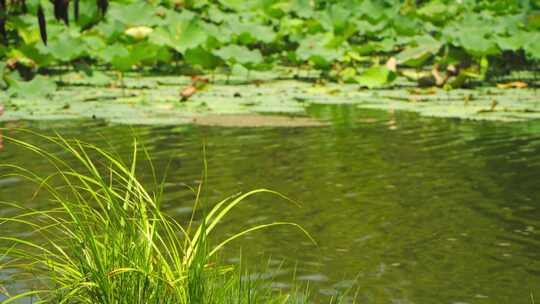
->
left=1, top=104, right=540, bottom=303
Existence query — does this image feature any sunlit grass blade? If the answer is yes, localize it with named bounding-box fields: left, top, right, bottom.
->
left=0, top=133, right=320, bottom=303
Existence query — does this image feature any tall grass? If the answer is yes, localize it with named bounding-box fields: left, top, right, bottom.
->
left=0, top=132, right=314, bottom=304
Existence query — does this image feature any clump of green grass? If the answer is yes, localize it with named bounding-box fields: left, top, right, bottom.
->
left=0, top=133, right=314, bottom=304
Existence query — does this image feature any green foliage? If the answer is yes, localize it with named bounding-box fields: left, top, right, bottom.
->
left=0, top=63, right=7, bottom=89
left=214, top=45, right=263, bottom=67
left=185, top=47, right=222, bottom=69
left=0, top=0, right=539, bottom=88
left=7, top=75, right=56, bottom=97
left=0, top=134, right=316, bottom=303
left=525, top=35, right=540, bottom=60
left=296, top=33, right=343, bottom=68
left=356, top=65, right=396, bottom=88
left=396, top=35, right=442, bottom=67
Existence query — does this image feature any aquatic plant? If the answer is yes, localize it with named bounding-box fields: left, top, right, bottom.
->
left=0, top=132, right=314, bottom=303
left=1, top=0, right=539, bottom=91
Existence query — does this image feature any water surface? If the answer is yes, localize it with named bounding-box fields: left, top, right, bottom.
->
left=1, top=105, right=539, bottom=303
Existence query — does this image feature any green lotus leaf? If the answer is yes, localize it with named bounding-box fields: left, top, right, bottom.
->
left=496, top=31, right=532, bottom=51
left=355, top=65, right=396, bottom=88
left=525, top=37, right=540, bottom=60
left=107, top=2, right=161, bottom=26
left=214, top=45, right=263, bottom=66
left=296, top=34, right=343, bottom=68
left=8, top=75, right=57, bottom=98
left=456, top=29, right=500, bottom=57
left=185, top=47, right=222, bottom=69
left=396, top=35, right=442, bottom=67
left=44, top=35, right=86, bottom=62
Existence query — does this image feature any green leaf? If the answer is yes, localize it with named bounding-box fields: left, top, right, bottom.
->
left=10, top=45, right=54, bottom=67
left=395, top=35, right=442, bottom=67
left=175, top=18, right=208, bottom=53
left=357, top=0, right=386, bottom=22
left=218, top=0, right=265, bottom=11
left=149, top=14, right=208, bottom=54
left=288, top=0, right=315, bottom=18
left=43, top=35, right=86, bottom=62
left=393, top=16, right=420, bottom=36
left=0, top=62, right=7, bottom=89
left=185, top=47, right=222, bottom=69
left=78, top=71, right=112, bottom=86
left=97, top=44, right=135, bottom=71
left=97, top=43, right=129, bottom=63
left=81, top=35, right=107, bottom=53
left=417, top=1, right=458, bottom=23
left=207, top=6, right=230, bottom=23
left=130, top=42, right=166, bottom=66
left=528, top=12, right=540, bottom=30
left=214, top=45, right=263, bottom=66
left=76, top=0, right=100, bottom=29
left=355, top=65, right=396, bottom=88
left=8, top=75, right=57, bottom=98
left=107, top=2, right=161, bottom=26
left=479, top=56, right=489, bottom=80
left=203, top=23, right=232, bottom=44
left=94, top=20, right=125, bottom=41
left=228, top=20, right=276, bottom=44
left=316, top=4, right=351, bottom=34
left=296, top=34, right=343, bottom=68
left=525, top=36, right=540, bottom=60
left=456, top=29, right=500, bottom=57
left=338, top=67, right=357, bottom=83
left=148, top=27, right=175, bottom=48
left=496, top=31, right=532, bottom=51
left=354, top=20, right=387, bottom=37
left=231, top=63, right=249, bottom=76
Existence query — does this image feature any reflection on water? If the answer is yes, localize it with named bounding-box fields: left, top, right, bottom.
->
left=1, top=105, right=540, bottom=303
left=0, top=104, right=4, bottom=150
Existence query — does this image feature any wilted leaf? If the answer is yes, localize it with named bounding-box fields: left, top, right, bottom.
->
left=180, top=85, right=197, bottom=101
left=496, top=81, right=528, bottom=89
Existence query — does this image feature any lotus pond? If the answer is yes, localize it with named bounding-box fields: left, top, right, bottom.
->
left=1, top=104, right=540, bottom=303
